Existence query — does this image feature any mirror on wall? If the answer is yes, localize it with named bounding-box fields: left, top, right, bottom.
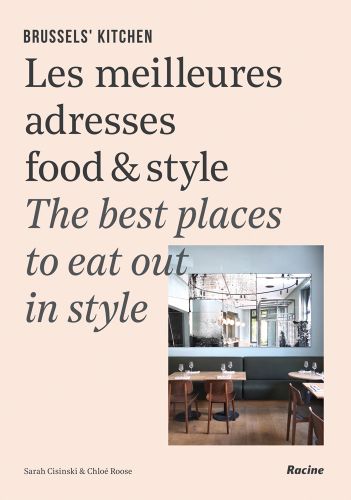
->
left=168, top=273, right=312, bottom=348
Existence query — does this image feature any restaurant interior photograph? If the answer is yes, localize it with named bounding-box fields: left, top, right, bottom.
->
left=168, top=245, right=324, bottom=445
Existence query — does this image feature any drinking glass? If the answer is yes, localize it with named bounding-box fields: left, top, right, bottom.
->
left=304, top=361, right=309, bottom=372
left=221, top=363, right=226, bottom=373
left=178, top=363, right=184, bottom=375
left=189, top=361, right=194, bottom=372
left=227, top=361, right=233, bottom=371
left=312, top=362, right=317, bottom=374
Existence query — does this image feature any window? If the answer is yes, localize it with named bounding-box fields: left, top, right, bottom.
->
left=250, top=309, right=257, bottom=344
left=300, top=282, right=311, bottom=324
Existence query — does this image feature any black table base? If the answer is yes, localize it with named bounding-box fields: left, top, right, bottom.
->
left=213, top=402, right=240, bottom=421
left=174, top=404, right=239, bottom=422
left=213, top=410, right=239, bottom=421
left=175, top=410, right=201, bottom=422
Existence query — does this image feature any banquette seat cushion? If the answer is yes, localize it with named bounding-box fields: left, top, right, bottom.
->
left=243, top=357, right=324, bottom=400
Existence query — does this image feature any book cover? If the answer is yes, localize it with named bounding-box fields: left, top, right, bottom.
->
left=1, top=1, right=349, bottom=498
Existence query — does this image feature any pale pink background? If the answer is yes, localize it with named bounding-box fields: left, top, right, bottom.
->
left=1, top=1, right=350, bottom=498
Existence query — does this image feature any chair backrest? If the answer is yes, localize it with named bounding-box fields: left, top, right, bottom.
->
left=309, top=406, right=324, bottom=445
left=169, top=380, right=194, bottom=395
left=289, top=383, right=304, bottom=406
left=204, top=380, right=234, bottom=395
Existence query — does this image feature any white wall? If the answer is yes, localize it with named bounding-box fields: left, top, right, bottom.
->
left=168, top=274, right=191, bottom=346
left=168, top=274, right=189, bottom=313
left=168, top=245, right=323, bottom=357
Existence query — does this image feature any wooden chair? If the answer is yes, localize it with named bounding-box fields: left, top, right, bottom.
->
left=204, top=380, right=235, bottom=434
left=308, top=406, right=324, bottom=445
left=168, top=381, right=199, bottom=433
left=286, top=383, right=310, bottom=444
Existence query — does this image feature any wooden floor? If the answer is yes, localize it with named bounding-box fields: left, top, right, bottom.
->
left=169, top=400, right=309, bottom=445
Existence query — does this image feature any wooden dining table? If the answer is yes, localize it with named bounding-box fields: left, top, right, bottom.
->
left=303, top=382, right=324, bottom=399
left=288, top=371, right=324, bottom=405
left=169, top=371, right=246, bottom=421
left=168, top=371, right=246, bottom=382
left=288, top=371, right=324, bottom=381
